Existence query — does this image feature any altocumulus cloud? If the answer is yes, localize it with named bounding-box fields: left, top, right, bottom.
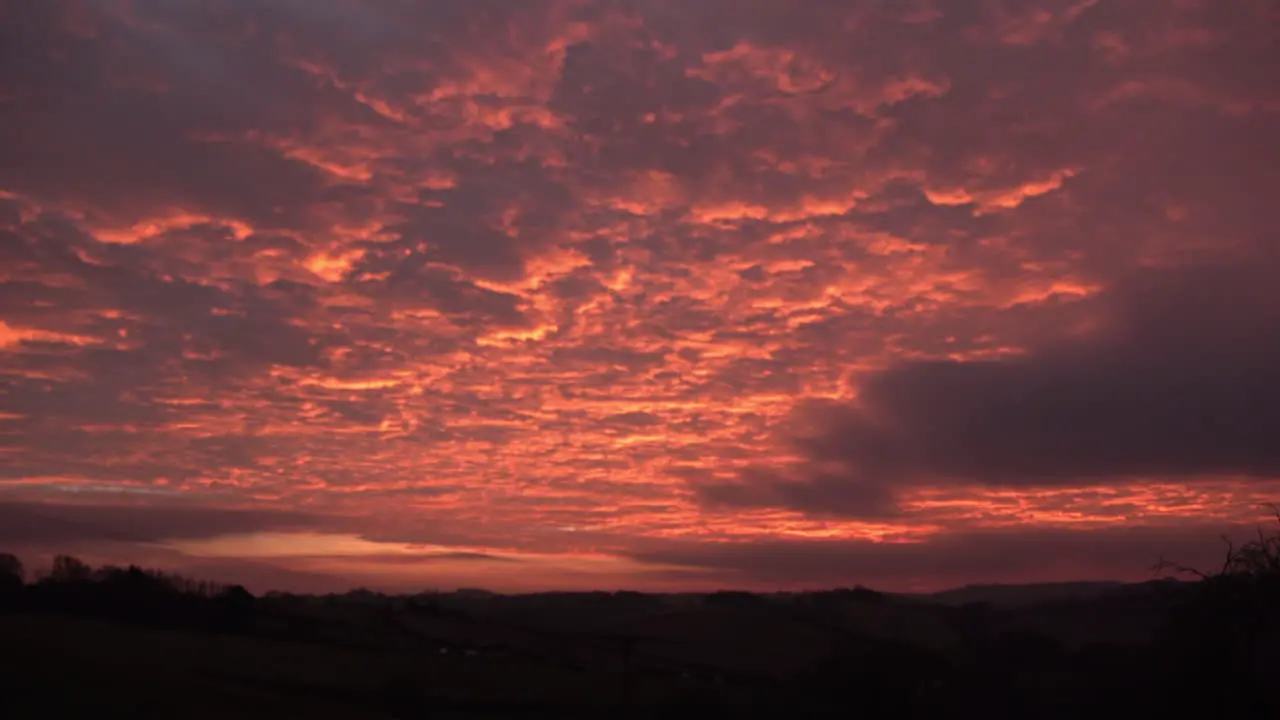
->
left=0, top=0, right=1277, bottom=591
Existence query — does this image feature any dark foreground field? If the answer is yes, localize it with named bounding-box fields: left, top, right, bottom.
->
left=1, top=546, right=1277, bottom=718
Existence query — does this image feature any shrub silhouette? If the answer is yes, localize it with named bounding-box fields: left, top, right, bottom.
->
left=1152, top=508, right=1280, bottom=714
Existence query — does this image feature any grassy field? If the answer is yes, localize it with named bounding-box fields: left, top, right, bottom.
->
left=1, top=571, right=1274, bottom=718
left=0, top=612, right=703, bottom=718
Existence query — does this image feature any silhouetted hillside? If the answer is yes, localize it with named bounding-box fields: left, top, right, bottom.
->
left=920, top=580, right=1132, bottom=606
left=1, top=520, right=1277, bottom=718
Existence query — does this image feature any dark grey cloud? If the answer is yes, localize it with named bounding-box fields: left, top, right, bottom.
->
left=0, top=500, right=337, bottom=546
left=603, top=411, right=663, bottom=427
left=369, top=155, right=579, bottom=284
left=358, top=260, right=532, bottom=329
left=698, top=254, right=1280, bottom=517
left=0, top=1, right=396, bottom=230
left=342, top=551, right=521, bottom=565
left=627, top=522, right=1271, bottom=589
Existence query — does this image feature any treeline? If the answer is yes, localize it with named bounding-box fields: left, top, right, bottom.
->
left=0, top=553, right=255, bottom=632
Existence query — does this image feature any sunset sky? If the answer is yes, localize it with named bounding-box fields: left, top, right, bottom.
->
left=1, top=0, right=1277, bottom=594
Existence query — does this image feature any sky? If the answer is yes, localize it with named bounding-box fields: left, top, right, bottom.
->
left=0, top=0, right=1277, bottom=595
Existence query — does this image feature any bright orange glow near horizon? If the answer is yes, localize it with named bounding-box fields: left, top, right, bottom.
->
left=0, top=0, right=1277, bottom=595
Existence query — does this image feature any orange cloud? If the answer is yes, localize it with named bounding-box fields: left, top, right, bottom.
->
left=0, top=0, right=1275, bottom=592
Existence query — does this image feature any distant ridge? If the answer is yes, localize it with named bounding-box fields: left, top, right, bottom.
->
left=917, top=578, right=1186, bottom=607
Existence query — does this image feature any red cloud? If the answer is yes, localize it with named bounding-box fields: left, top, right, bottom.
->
left=0, top=0, right=1275, bottom=592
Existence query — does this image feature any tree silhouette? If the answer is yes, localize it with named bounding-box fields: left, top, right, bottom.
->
left=0, top=553, right=23, bottom=604
left=1152, top=507, right=1280, bottom=714
left=1155, top=507, right=1280, bottom=581
left=49, top=554, right=91, bottom=583
left=0, top=553, right=22, bottom=583
left=211, top=584, right=256, bottom=632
